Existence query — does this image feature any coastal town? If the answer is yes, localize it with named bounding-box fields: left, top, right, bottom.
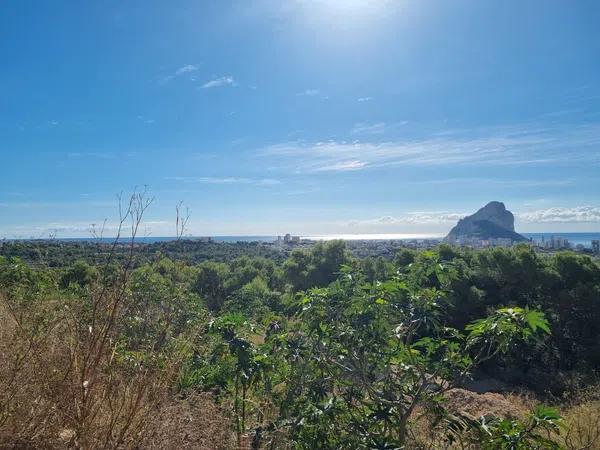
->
left=267, top=202, right=600, bottom=258
left=267, top=234, right=600, bottom=258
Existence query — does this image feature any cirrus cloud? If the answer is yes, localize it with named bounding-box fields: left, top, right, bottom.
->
left=166, top=176, right=280, bottom=186
left=160, top=64, right=199, bottom=84
left=349, top=212, right=467, bottom=227
left=257, top=123, right=600, bottom=173
left=517, top=206, right=600, bottom=223
left=201, top=76, right=236, bottom=89
left=175, top=64, right=198, bottom=75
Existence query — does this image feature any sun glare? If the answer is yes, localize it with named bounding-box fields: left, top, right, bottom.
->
left=304, top=0, right=395, bottom=22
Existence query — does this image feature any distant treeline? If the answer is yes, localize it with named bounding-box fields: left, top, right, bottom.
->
left=0, top=239, right=289, bottom=267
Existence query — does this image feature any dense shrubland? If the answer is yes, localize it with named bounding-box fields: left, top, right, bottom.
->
left=1, top=235, right=599, bottom=448
left=0, top=238, right=287, bottom=268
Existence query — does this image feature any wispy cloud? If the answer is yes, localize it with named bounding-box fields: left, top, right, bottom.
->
left=297, top=89, right=321, bottom=97
left=160, top=64, right=199, bottom=84
left=348, top=212, right=466, bottom=227
left=201, top=76, right=236, bottom=89
left=296, top=89, right=328, bottom=99
left=0, top=200, right=114, bottom=209
left=350, top=121, right=408, bottom=136
left=351, top=122, right=388, bottom=136
left=414, top=178, right=575, bottom=188
left=518, top=206, right=600, bottom=223
left=136, top=115, right=155, bottom=124
left=258, top=123, right=600, bottom=173
left=0, top=202, right=66, bottom=209
left=348, top=206, right=600, bottom=229
left=0, top=220, right=172, bottom=239
left=314, top=160, right=366, bottom=172
left=67, top=152, right=115, bottom=159
left=175, top=64, right=198, bottom=75
left=167, top=176, right=280, bottom=186
left=357, top=96, right=372, bottom=102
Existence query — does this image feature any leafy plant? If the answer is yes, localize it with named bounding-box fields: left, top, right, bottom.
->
left=475, top=405, right=562, bottom=449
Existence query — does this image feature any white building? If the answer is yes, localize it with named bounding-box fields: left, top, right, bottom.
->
left=545, top=236, right=570, bottom=250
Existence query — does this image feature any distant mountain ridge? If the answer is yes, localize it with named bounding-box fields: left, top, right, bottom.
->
left=445, top=201, right=527, bottom=242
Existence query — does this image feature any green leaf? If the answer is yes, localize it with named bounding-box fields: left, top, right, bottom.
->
left=525, top=310, right=551, bottom=334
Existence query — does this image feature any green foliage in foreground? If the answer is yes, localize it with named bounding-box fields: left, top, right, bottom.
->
left=474, top=405, right=562, bottom=450
left=1, top=241, right=600, bottom=448
left=188, top=258, right=553, bottom=448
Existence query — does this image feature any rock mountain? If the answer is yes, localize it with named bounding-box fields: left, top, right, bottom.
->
left=445, top=201, right=527, bottom=242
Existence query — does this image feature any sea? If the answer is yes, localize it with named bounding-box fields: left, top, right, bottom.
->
left=47, top=232, right=600, bottom=249
left=521, top=233, right=600, bottom=248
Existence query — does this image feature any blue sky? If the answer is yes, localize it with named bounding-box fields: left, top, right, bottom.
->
left=1, top=0, right=600, bottom=238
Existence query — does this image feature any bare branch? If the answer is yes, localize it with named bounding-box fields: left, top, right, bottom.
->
left=175, top=201, right=191, bottom=241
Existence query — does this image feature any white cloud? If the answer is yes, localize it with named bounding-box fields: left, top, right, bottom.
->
left=404, top=212, right=468, bottom=224
left=518, top=206, right=600, bottom=223
left=0, top=202, right=65, bottom=209
left=357, top=96, right=372, bottom=102
left=297, top=89, right=324, bottom=97
left=0, top=200, right=115, bottom=209
left=349, top=212, right=466, bottom=227
left=351, top=122, right=388, bottom=135
left=175, top=64, right=198, bottom=75
left=258, top=123, right=600, bottom=173
left=314, top=160, right=366, bottom=172
left=350, top=121, right=408, bottom=136
left=167, top=176, right=280, bottom=186
left=0, top=219, right=173, bottom=239
left=201, top=76, right=236, bottom=89
left=347, top=206, right=600, bottom=231
left=67, top=152, right=115, bottom=159
left=415, top=178, right=574, bottom=188
left=136, top=115, right=155, bottom=124
left=160, top=64, right=199, bottom=84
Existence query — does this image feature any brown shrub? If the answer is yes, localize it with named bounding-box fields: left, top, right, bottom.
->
left=406, top=388, right=540, bottom=449
left=143, top=393, right=234, bottom=450
left=0, top=298, right=65, bottom=448
left=444, top=388, right=532, bottom=421
left=0, top=294, right=174, bottom=449
left=559, top=399, right=600, bottom=450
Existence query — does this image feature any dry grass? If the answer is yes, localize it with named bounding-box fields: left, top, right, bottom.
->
left=407, top=387, right=600, bottom=450
left=557, top=393, right=600, bottom=450
left=406, top=388, right=540, bottom=450
left=0, top=298, right=65, bottom=448
left=443, top=388, right=532, bottom=421
left=0, top=297, right=159, bottom=448
left=143, top=392, right=234, bottom=449
left=0, top=290, right=234, bottom=450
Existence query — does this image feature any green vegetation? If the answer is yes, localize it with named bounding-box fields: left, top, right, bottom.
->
left=1, top=237, right=599, bottom=448
left=0, top=238, right=288, bottom=268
